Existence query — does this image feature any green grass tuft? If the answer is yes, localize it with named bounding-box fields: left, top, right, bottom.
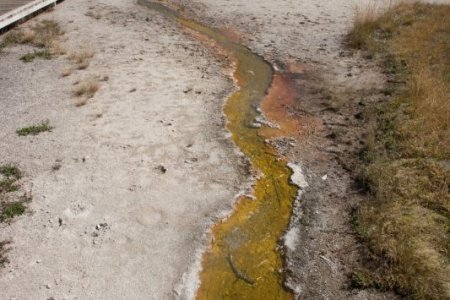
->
left=16, top=121, right=53, bottom=136
left=0, top=201, right=26, bottom=222
left=0, top=165, right=22, bottom=179
left=0, top=179, right=19, bottom=193
left=20, top=49, right=52, bottom=62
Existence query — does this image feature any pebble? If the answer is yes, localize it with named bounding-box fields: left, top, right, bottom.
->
left=95, top=223, right=108, bottom=230
left=155, top=165, right=167, bottom=174
left=183, top=87, right=193, bottom=93
left=249, top=122, right=262, bottom=128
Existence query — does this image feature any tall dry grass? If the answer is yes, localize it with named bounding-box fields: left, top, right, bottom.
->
left=349, top=2, right=450, bottom=299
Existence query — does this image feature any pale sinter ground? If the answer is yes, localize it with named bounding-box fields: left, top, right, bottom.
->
left=0, top=0, right=246, bottom=299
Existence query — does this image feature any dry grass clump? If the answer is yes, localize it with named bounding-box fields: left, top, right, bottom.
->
left=350, top=3, right=450, bottom=299
left=348, top=3, right=385, bottom=50
left=68, top=48, right=95, bottom=70
left=28, top=19, right=63, bottom=48
left=72, top=79, right=99, bottom=106
left=0, top=20, right=64, bottom=54
left=60, top=66, right=73, bottom=77
left=348, top=1, right=421, bottom=52
left=357, top=160, right=449, bottom=298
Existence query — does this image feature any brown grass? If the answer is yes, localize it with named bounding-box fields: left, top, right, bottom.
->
left=0, top=20, right=64, bottom=54
left=348, top=3, right=385, bottom=51
left=74, top=98, right=88, bottom=107
left=68, top=48, right=95, bottom=70
left=60, top=66, right=73, bottom=77
left=348, top=1, right=419, bottom=52
left=349, top=3, right=450, bottom=299
left=72, top=79, right=99, bottom=106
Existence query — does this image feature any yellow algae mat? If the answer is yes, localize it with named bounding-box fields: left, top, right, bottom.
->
left=139, top=1, right=297, bottom=298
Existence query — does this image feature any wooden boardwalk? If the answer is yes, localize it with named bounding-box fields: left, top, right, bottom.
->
left=0, top=0, right=56, bottom=30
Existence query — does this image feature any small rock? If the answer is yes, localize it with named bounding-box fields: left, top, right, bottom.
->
left=354, top=112, right=363, bottom=120
left=96, top=223, right=108, bottom=230
left=249, top=122, right=262, bottom=128
left=155, top=165, right=167, bottom=174
left=184, top=158, right=198, bottom=164
left=52, top=164, right=61, bottom=171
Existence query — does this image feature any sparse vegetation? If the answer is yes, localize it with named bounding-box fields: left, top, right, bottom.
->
left=0, top=165, right=22, bottom=180
left=0, top=164, right=22, bottom=194
left=20, top=49, right=52, bottom=62
left=349, top=3, right=450, bottom=299
left=0, top=20, right=64, bottom=54
left=0, top=201, right=27, bottom=222
left=16, top=120, right=53, bottom=136
left=0, top=179, right=19, bottom=193
left=72, top=79, right=99, bottom=103
left=68, top=48, right=95, bottom=70
left=0, top=164, right=29, bottom=225
left=0, top=164, right=22, bottom=193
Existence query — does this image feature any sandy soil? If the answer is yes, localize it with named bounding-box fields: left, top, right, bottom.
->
left=0, top=1, right=247, bottom=299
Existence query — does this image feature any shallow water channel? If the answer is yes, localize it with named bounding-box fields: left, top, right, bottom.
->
left=139, top=1, right=297, bottom=298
